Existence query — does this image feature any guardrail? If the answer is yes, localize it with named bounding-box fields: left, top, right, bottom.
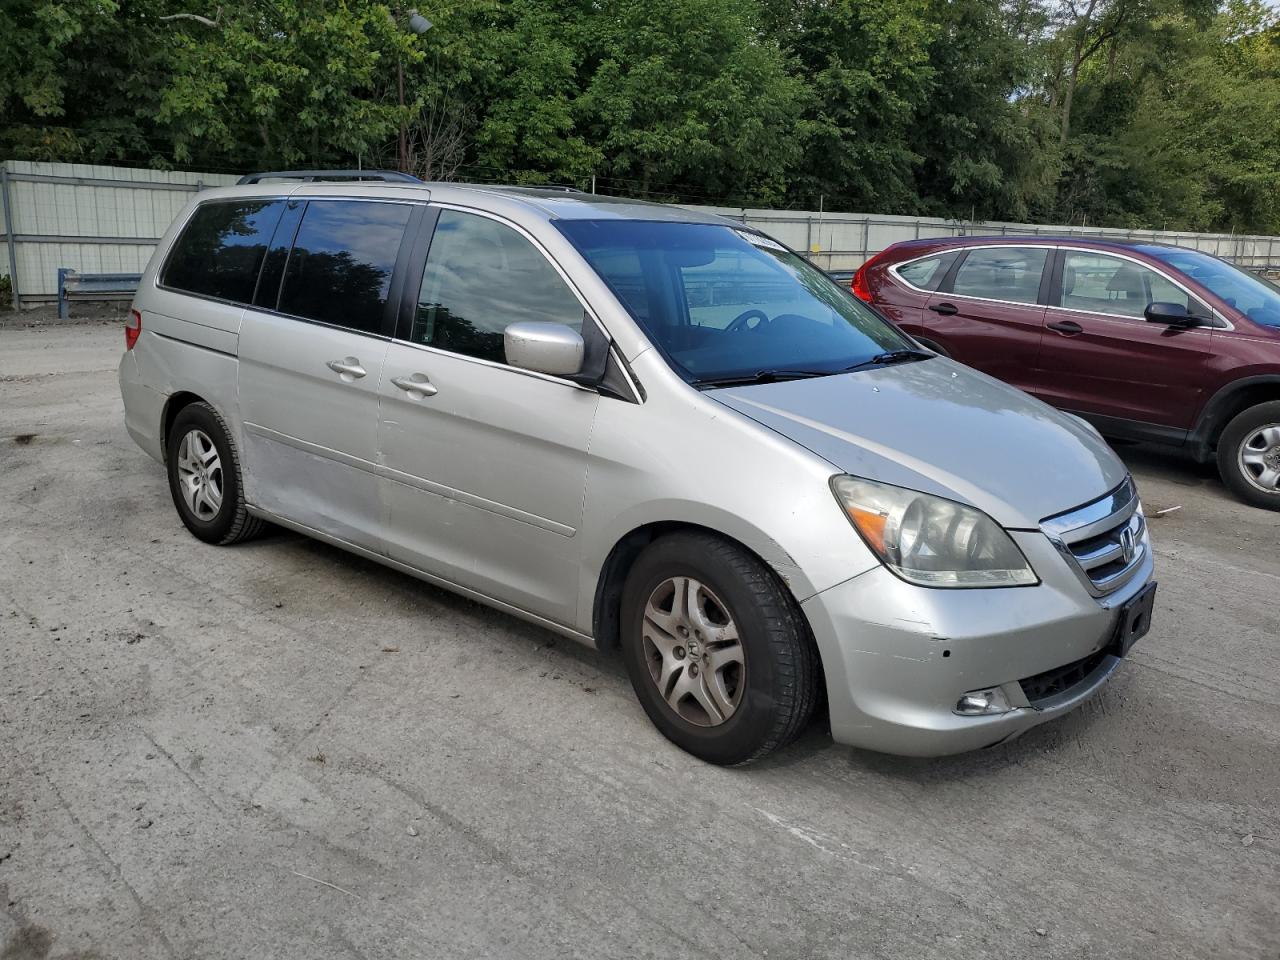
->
left=56, top=268, right=141, bottom=319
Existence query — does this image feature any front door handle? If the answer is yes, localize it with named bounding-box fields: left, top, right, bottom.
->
left=326, top=357, right=367, bottom=380
left=929, top=302, right=958, bottom=316
left=1047, top=320, right=1084, bottom=335
left=391, top=373, right=438, bottom=398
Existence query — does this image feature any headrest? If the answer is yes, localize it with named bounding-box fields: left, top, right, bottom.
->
left=1106, top=265, right=1145, bottom=297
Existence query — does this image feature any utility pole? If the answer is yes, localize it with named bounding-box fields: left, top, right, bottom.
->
left=393, top=9, right=433, bottom=174
left=398, top=61, right=408, bottom=172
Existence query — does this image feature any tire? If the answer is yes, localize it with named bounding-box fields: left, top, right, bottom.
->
left=619, top=531, right=821, bottom=765
left=1217, top=401, right=1280, bottom=511
left=166, top=401, right=267, bottom=544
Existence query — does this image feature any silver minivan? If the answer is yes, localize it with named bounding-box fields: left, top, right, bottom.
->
left=119, top=172, right=1157, bottom=764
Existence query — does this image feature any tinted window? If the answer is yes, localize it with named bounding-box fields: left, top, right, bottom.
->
left=412, top=210, right=583, bottom=363
left=1059, top=252, right=1198, bottom=319
left=161, top=200, right=285, bottom=303
left=896, top=253, right=955, bottom=291
left=278, top=200, right=412, bottom=334
left=951, top=247, right=1047, bottom=304
left=557, top=220, right=914, bottom=384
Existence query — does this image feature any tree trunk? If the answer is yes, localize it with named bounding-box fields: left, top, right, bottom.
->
left=1060, top=39, right=1085, bottom=148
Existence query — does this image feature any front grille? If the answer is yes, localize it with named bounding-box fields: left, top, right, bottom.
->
left=1041, top=478, right=1147, bottom=598
left=1020, top=647, right=1111, bottom=704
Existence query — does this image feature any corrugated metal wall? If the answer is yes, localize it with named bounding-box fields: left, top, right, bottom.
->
left=3, top=160, right=1278, bottom=307
left=0, top=160, right=238, bottom=306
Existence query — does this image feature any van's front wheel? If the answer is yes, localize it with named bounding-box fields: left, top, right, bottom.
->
left=166, top=402, right=265, bottom=544
left=619, top=532, right=820, bottom=765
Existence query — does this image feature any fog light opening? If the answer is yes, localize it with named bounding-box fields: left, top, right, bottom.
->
left=955, top=687, right=1013, bottom=717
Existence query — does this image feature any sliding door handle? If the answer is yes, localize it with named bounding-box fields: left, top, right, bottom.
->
left=928, top=302, right=958, bottom=316
left=391, top=374, right=438, bottom=398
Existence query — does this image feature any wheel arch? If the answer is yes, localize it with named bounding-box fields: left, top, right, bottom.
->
left=161, top=390, right=208, bottom=458
left=590, top=519, right=814, bottom=654
left=1190, top=376, right=1280, bottom=462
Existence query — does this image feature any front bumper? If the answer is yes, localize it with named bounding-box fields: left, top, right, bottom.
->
left=802, top=529, right=1155, bottom=757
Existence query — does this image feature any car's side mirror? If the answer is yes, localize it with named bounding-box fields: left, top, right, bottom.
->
left=504, top=321, right=585, bottom=377
left=1144, top=301, right=1200, bottom=327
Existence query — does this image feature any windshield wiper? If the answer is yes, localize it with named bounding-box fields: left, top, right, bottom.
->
left=839, top=348, right=934, bottom=373
left=693, top=369, right=834, bottom=389
left=694, top=350, right=933, bottom=389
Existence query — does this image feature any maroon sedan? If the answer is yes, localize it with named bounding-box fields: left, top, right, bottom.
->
left=853, top=237, right=1280, bottom=510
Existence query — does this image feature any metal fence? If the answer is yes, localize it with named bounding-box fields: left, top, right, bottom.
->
left=4, top=160, right=1279, bottom=309
left=0, top=160, right=238, bottom=308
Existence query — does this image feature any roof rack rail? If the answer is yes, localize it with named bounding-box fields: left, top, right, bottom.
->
left=236, top=169, right=425, bottom=185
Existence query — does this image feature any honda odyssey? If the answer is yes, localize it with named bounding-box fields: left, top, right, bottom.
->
left=119, top=173, right=1157, bottom=764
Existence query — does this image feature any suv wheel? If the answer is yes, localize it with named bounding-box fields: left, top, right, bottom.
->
left=166, top=402, right=266, bottom=544
left=619, top=532, right=820, bottom=765
left=1218, top=401, right=1280, bottom=510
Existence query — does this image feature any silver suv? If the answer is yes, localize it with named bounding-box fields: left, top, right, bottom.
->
left=119, top=172, right=1157, bottom=764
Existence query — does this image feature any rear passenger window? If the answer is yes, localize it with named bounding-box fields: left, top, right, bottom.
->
left=278, top=200, right=412, bottom=334
left=411, top=210, right=583, bottom=364
left=951, top=248, right=1048, bottom=305
left=895, top=253, right=955, bottom=291
left=161, top=200, right=285, bottom=303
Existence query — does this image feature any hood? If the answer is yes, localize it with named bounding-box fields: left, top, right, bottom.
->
left=711, top=358, right=1126, bottom=529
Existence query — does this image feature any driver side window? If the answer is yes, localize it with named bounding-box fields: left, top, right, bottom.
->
left=1059, top=252, right=1203, bottom=319
left=413, top=209, right=584, bottom=364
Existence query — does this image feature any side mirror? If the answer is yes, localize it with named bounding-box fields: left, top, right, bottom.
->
left=1144, top=301, right=1197, bottom=327
left=504, top=321, right=585, bottom=377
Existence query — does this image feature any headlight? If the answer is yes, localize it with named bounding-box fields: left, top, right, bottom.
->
left=830, top=476, right=1038, bottom=588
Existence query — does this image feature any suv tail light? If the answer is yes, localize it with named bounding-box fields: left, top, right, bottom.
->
left=855, top=252, right=896, bottom=304
left=852, top=251, right=890, bottom=303
left=125, top=309, right=142, bottom=350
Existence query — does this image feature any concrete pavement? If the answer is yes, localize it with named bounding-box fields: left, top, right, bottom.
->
left=1, top=318, right=1277, bottom=959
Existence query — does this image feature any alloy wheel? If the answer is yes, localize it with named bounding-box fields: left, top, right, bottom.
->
left=641, top=576, right=745, bottom=726
left=1239, top=424, right=1280, bottom=493
left=176, top=428, right=224, bottom=520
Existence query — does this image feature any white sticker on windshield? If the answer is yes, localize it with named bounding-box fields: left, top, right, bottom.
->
left=734, top=229, right=788, bottom=252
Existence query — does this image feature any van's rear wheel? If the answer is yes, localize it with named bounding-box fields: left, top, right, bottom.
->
left=1218, top=402, right=1280, bottom=511
left=619, top=532, right=820, bottom=765
left=166, top=402, right=266, bottom=544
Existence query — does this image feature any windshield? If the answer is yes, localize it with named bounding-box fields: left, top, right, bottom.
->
left=1140, top=246, right=1280, bottom=328
left=555, top=220, right=918, bottom=384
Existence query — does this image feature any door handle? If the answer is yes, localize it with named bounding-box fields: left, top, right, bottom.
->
left=1047, top=320, right=1084, bottom=335
left=391, top=373, right=438, bottom=398
left=928, top=302, right=958, bottom=316
left=326, top=357, right=367, bottom=380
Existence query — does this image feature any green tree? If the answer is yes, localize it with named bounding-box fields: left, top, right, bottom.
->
left=0, top=0, right=169, bottom=163
left=155, top=2, right=417, bottom=169
left=574, top=0, right=804, bottom=204
left=1045, top=0, right=1280, bottom=231
left=765, top=0, right=936, bottom=212
left=909, top=0, right=1056, bottom=220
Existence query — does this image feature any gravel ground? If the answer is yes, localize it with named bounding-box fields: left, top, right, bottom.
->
left=1, top=319, right=1277, bottom=960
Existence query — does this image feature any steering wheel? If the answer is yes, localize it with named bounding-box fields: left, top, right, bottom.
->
left=726, top=308, right=770, bottom=333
